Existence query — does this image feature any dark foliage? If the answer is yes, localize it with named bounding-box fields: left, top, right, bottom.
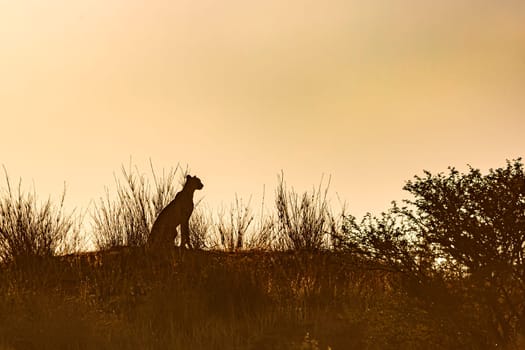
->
left=403, top=158, right=525, bottom=344
left=342, top=159, right=525, bottom=347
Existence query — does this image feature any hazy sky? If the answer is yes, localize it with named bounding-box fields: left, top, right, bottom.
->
left=1, top=0, right=524, bottom=220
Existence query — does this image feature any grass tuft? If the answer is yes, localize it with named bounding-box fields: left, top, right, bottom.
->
left=0, top=168, right=80, bottom=263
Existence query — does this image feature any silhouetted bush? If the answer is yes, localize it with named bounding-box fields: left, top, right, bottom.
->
left=275, top=174, right=336, bottom=250
left=403, top=158, right=525, bottom=345
left=207, top=192, right=278, bottom=251
left=215, top=195, right=254, bottom=251
left=0, top=170, right=79, bottom=263
left=341, top=204, right=433, bottom=278
left=342, top=159, right=525, bottom=347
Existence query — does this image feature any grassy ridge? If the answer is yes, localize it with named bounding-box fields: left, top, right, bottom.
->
left=2, top=161, right=524, bottom=348
left=0, top=249, right=486, bottom=350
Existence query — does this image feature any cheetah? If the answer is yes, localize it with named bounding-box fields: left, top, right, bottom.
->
left=147, top=175, right=204, bottom=250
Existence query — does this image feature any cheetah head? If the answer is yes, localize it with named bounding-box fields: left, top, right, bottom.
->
left=186, top=175, right=204, bottom=190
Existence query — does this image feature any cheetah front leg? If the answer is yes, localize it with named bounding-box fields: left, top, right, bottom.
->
left=180, top=220, right=192, bottom=249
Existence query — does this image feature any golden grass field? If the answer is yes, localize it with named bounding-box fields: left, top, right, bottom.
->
left=0, top=248, right=496, bottom=350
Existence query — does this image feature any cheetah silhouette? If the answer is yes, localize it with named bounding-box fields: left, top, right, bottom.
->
left=147, top=175, right=204, bottom=250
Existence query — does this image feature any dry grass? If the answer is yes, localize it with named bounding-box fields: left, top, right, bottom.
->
left=92, top=162, right=180, bottom=249
left=274, top=174, right=339, bottom=250
left=1, top=163, right=522, bottom=349
left=0, top=168, right=81, bottom=263
left=0, top=228, right=513, bottom=349
left=90, top=164, right=345, bottom=253
left=0, top=249, right=482, bottom=350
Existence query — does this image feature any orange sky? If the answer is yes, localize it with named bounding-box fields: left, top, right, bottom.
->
left=1, top=0, right=524, bottom=222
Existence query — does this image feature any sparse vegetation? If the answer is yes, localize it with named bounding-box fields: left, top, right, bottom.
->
left=216, top=195, right=254, bottom=251
left=189, top=204, right=213, bottom=249
left=1, top=159, right=524, bottom=349
left=0, top=168, right=81, bottom=264
left=92, top=162, right=180, bottom=249
left=275, top=174, right=337, bottom=250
